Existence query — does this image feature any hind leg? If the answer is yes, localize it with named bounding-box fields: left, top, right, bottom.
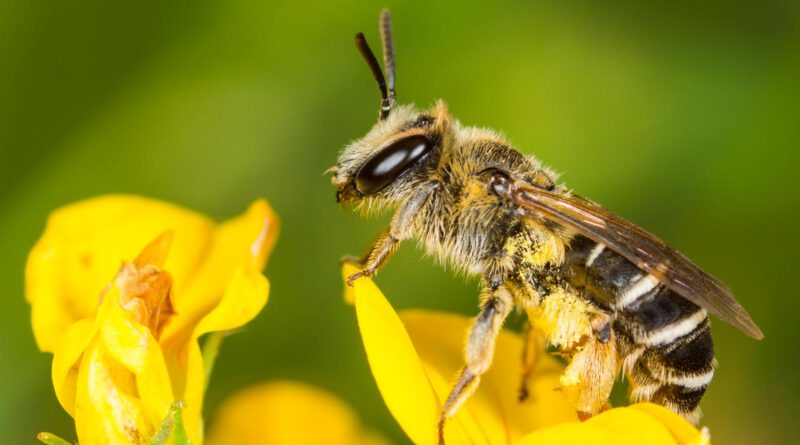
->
left=561, top=333, right=619, bottom=418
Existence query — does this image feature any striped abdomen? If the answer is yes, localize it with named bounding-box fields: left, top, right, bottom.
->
left=567, top=235, right=716, bottom=423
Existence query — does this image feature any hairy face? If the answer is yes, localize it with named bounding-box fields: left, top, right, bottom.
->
left=331, top=102, right=454, bottom=212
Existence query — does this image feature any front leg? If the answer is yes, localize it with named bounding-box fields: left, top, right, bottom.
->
left=344, top=185, right=435, bottom=285
left=344, top=231, right=400, bottom=285
left=438, top=281, right=513, bottom=444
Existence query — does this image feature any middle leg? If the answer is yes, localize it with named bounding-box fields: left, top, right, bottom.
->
left=438, top=281, right=513, bottom=444
left=518, top=320, right=543, bottom=402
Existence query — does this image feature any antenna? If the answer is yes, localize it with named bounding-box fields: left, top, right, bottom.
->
left=380, top=9, right=396, bottom=109
left=355, top=10, right=397, bottom=120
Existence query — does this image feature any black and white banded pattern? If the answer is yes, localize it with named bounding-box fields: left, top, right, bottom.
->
left=568, top=235, right=716, bottom=423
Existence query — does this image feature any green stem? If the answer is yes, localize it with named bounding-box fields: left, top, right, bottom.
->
left=170, top=401, right=189, bottom=445
left=149, top=401, right=190, bottom=445
left=201, top=331, right=225, bottom=384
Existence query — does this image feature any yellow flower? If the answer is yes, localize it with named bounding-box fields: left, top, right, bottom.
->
left=342, top=264, right=713, bottom=445
left=206, top=381, right=389, bottom=445
left=26, top=195, right=278, bottom=444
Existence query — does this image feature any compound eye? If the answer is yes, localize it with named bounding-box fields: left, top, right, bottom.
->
left=355, top=135, right=433, bottom=194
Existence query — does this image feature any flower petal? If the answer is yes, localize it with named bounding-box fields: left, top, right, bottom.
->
left=169, top=265, right=271, bottom=442
left=195, top=264, right=270, bottom=336
left=51, top=318, right=97, bottom=416
left=26, top=195, right=215, bottom=352
left=133, top=231, right=174, bottom=270
left=155, top=200, right=277, bottom=440
left=97, top=293, right=174, bottom=432
left=517, top=404, right=711, bottom=445
left=99, top=292, right=152, bottom=373
left=345, top=264, right=443, bottom=445
left=74, top=340, right=153, bottom=445
left=31, top=196, right=278, bottom=445
left=630, top=404, right=710, bottom=444
left=342, top=266, right=356, bottom=305
left=179, top=265, right=271, bottom=435
left=401, top=310, right=577, bottom=444
left=161, top=199, right=278, bottom=344
left=206, top=381, right=388, bottom=445
left=346, top=264, right=576, bottom=445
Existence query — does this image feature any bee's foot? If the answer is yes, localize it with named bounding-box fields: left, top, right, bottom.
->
left=346, top=270, right=372, bottom=286
left=518, top=386, right=529, bottom=402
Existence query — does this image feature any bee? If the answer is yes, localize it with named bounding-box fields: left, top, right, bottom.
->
left=331, top=10, right=763, bottom=443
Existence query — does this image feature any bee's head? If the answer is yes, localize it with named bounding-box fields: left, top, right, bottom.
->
left=330, top=10, right=453, bottom=211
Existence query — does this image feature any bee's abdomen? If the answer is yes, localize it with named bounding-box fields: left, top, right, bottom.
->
left=567, top=236, right=716, bottom=423
left=615, top=288, right=714, bottom=424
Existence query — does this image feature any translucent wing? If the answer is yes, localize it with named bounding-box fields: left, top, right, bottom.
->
left=511, top=184, right=763, bottom=339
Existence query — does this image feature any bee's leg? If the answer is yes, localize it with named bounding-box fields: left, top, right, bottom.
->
left=438, top=282, right=513, bottom=444
left=561, top=330, right=618, bottom=419
left=518, top=320, right=541, bottom=402
left=344, top=230, right=400, bottom=285
left=590, top=312, right=612, bottom=344
left=345, top=186, right=434, bottom=285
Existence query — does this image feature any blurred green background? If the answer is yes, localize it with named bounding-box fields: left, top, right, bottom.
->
left=1, top=0, right=798, bottom=443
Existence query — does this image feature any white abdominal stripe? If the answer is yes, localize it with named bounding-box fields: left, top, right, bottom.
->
left=639, top=310, right=709, bottom=347
left=585, top=243, right=605, bottom=267
left=666, top=369, right=714, bottom=389
left=615, top=274, right=659, bottom=309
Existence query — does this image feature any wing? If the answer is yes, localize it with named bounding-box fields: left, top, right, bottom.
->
left=510, top=183, right=763, bottom=339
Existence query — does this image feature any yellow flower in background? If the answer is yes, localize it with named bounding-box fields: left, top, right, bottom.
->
left=206, top=381, right=388, bottom=445
left=342, top=264, right=713, bottom=445
left=26, top=195, right=278, bottom=444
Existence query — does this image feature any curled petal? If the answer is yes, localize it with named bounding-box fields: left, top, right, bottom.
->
left=26, top=195, right=214, bottom=352
left=31, top=196, right=278, bottom=445
left=157, top=199, right=277, bottom=440
left=98, top=294, right=174, bottom=430
left=99, top=291, right=152, bottom=373
left=161, top=199, right=278, bottom=345
left=53, top=286, right=176, bottom=444
left=178, top=264, right=271, bottom=442
left=26, top=196, right=278, bottom=444
left=195, top=264, right=270, bottom=336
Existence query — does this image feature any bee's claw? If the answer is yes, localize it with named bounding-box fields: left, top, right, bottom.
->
left=346, top=270, right=371, bottom=286
left=437, top=416, right=446, bottom=445
left=518, top=386, right=529, bottom=402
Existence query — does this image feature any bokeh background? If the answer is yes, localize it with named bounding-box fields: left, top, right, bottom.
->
left=2, top=0, right=799, bottom=443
